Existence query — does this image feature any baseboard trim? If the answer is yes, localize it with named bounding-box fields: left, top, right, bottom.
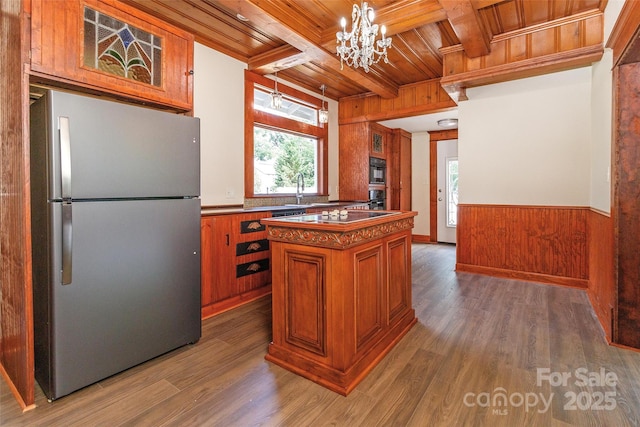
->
left=411, top=234, right=432, bottom=243
left=201, top=285, right=272, bottom=320
left=455, top=263, right=588, bottom=289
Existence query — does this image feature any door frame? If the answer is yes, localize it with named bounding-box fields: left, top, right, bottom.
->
left=429, top=129, right=458, bottom=243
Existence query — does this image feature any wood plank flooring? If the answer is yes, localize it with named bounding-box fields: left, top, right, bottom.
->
left=2, top=244, right=640, bottom=426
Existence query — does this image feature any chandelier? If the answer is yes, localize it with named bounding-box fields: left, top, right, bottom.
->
left=319, top=84, right=329, bottom=124
left=336, top=2, right=392, bottom=73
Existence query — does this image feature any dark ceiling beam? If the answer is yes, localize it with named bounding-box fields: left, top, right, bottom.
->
left=223, top=0, right=398, bottom=98
left=439, top=0, right=491, bottom=57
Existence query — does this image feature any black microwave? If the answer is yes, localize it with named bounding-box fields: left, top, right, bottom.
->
left=369, top=157, right=386, bottom=184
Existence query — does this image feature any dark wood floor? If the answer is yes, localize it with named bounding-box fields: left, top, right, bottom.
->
left=3, top=244, right=640, bottom=426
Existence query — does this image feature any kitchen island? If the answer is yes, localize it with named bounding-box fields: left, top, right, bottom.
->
left=261, top=210, right=417, bottom=395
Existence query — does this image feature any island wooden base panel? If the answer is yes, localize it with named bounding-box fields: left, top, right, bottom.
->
left=265, top=312, right=417, bottom=396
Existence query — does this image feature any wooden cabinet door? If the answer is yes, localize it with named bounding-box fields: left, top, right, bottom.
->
left=30, top=0, right=194, bottom=111
left=338, top=123, right=370, bottom=201
left=389, top=128, right=411, bottom=210
left=201, top=215, right=235, bottom=307
left=398, top=130, right=412, bottom=211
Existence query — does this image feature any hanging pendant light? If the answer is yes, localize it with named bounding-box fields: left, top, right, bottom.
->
left=319, top=84, right=329, bottom=124
left=270, top=71, right=283, bottom=110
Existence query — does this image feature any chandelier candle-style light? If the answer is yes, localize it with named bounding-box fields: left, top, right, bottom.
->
left=319, top=84, right=329, bottom=124
left=336, top=2, right=392, bottom=72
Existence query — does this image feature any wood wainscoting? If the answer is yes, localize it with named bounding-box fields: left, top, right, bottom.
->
left=587, top=208, right=614, bottom=343
left=456, top=205, right=589, bottom=288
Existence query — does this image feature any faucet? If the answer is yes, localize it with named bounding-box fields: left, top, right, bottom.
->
left=296, top=172, right=305, bottom=205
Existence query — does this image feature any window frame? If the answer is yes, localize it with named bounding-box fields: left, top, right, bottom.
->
left=244, top=70, right=328, bottom=199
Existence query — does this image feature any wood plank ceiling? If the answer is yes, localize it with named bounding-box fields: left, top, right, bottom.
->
left=122, top=0, right=606, bottom=101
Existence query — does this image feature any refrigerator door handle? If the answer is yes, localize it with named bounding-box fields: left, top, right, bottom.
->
left=61, top=202, right=73, bottom=284
left=59, top=116, right=72, bottom=200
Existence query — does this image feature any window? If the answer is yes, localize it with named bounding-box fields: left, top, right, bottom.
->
left=83, top=7, right=162, bottom=86
left=254, top=127, right=318, bottom=195
left=245, top=71, right=328, bottom=198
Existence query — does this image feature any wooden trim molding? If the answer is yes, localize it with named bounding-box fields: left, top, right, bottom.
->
left=428, top=130, right=458, bottom=243
left=456, top=205, right=589, bottom=287
left=606, top=0, right=640, bottom=66
left=266, top=217, right=415, bottom=249
left=412, top=234, right=431, bottom=243
left=201, top=286, right=272, bottom=320
left=244, top=70, right=329, bottom=199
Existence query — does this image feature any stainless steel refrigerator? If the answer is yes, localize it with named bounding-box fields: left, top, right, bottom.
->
left=30, top=89, right=202, bottom=400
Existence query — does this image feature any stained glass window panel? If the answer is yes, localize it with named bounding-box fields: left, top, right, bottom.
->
left=83, top=7, right=162, bottom=86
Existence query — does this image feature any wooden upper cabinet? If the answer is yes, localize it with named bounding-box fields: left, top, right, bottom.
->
left=29, top=0, right=194, bottom=112
left=370, top=123, right=386, bottom=159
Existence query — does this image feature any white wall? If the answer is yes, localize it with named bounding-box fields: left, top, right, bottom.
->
left=194, top=42, right=340, bottom=206
left=194, top=42, right=246, bottom=206
left=458, top=68, right=592, bottom=206
left=590, top=49, right=613, bottom=213
left=411, top=132, right=430, bottom=236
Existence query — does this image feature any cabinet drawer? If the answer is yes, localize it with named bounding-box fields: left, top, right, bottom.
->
left=236, top=258, right=270, bottom=278
left=236, top=239, right=269, bottom=256
left=240, top=219, right=266, bottom=234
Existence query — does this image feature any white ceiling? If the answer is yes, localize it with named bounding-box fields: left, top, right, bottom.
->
left=377, top=109, right=459, bottom=133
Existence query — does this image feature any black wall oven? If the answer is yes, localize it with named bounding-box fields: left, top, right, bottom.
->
left=369, top=189, right=386, bottom=210
left=369, top=157, right=386, bottom=184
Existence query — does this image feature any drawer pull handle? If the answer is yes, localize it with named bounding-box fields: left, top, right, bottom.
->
left=247, top=242, right=261, bottom=251
left=247, top=263, right=260, bottom=272
left=246, top=221, right=262, bottom=230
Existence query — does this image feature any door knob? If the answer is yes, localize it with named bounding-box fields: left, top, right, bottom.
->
left=438, top=197, right=443, bottom=201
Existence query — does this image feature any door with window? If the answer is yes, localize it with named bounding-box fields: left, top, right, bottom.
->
left=437, top=139, right=458, bottom=244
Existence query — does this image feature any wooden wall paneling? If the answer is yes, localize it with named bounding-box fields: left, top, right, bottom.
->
left=0, top=0, right=35, bottom=410
left=338, top=79, right=457, bottom=125
left=614, top=61, right=640, bottom=349
left=456, top=205, right=589, bottom=287
left=587, top=209, right=615, bottom=343
left=440, top=10, right=604, bottom=101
